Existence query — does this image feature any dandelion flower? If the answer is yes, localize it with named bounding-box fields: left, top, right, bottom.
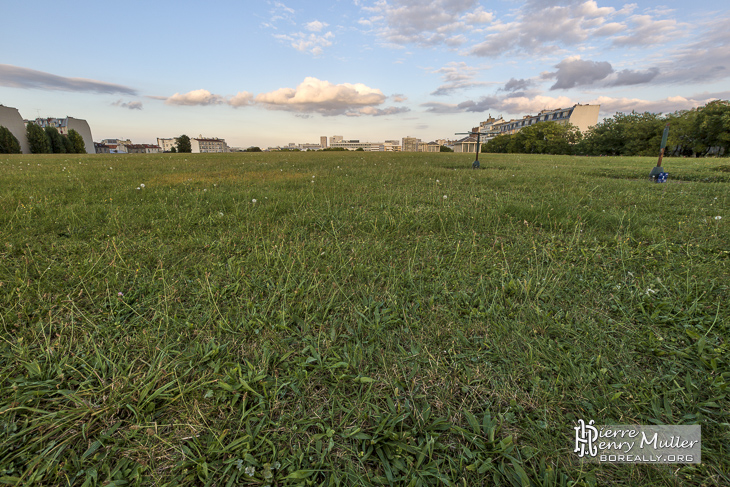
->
left=443, top=195, right=448, bottom=199
left=118, top=292, right=123, bottom=296
left=136, top=187, right=140, bottom=190
left=140, top=183, right=145, bottom=188
left=715, top=216, right=722, bottom=220
left=252, top=199, right=257, bottom=203
left=244, top=466, right=255, bottom=477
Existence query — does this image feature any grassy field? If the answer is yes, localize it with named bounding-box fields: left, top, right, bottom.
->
left=0, top=151, right=728, bottom=486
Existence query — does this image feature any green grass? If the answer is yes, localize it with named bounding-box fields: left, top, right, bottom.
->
left=0, top=151, right=728, bottom=486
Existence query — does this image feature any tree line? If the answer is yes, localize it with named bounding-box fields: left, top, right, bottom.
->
left=482, top=99, right=730, bottom=157
left=0, top=123, right=87, bottom=154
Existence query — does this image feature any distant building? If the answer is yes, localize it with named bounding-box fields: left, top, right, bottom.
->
left=497, top=104, right=600, bottom=136
left=330, top=139, right=385, bottom=151
left=157, top=138, right=177, bottom=152
left=126, top=144, right=162, bottom=154
left=191, top=136, right=229, bottom=153
left=402, top=136, right=420, bottom=152
left=320, top=136, right=328, bottom=148
left=0, top=105, right=31, bottom=153
left=453, top=135, right=480, bottom=153
left=94, top=142, right=111, bottom=153
left=100, top=139, right=132, bottom=153
left=26, top=116, right=95, bottom=154
left=383, top=140, right=401, bottom=151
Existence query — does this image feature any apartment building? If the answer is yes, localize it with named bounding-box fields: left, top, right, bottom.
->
left=157, top=138, right=177, bottom=152
left=498, top=104, right=599, bottom=136
left=402, top=137, right=420, bottom=152
left=126, top=144, right=162, bottom=154
left=0, top=105, right=30, bottom=153
left=191, top=137, right=229, bottom=153
left=156, top=136, right=229, bottom=153
left=330, top=139, right=384, bottom=151
left=25, top=116, right=96, bottom=154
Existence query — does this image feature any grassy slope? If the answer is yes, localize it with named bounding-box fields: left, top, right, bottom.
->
left=0, top=152, right=728, bottom=486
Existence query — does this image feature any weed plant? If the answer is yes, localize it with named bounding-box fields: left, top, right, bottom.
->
left=0, top=152, right=728, bottom=486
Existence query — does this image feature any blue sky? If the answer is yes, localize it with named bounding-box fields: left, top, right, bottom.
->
left=2, top=0, right=729, bottom=148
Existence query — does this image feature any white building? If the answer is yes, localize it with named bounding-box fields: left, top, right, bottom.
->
left=157, top=138, right=177, bottom=152
left=498, top=104, right=600, bottom=136
left=191, top=137, right=229, bottom=153
left=330, top=139, right=384, bottom=151
left=0, top=105, right=30, bottom=153
left=27, top=116, right=95, bottom=154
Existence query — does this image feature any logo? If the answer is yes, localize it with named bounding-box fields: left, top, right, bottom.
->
left=573, top=420, right=701, bottom=464
left=574, top=419, right=598, bottom=458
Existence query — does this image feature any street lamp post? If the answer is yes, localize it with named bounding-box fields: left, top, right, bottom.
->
left=455, top=131, right=482, bottom=169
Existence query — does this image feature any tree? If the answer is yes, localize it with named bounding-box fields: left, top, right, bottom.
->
left=577, top=112, right=663, bottom=156
left=26, top=123, right=51, bottom=154
left=245, top=146, right=262, bottom=152
left=688, top=100, right=730, bottom=156
left=176, top=134, right=192, bottom=153
left=439, top=145, right=453, bottom=152
left=170, top=146, right=177, bottom=153
left=45, top=126, right=66, bottom=153
left=355, top=147, right=365, bottom=151
left=0, top=126, right=21, bottom=154
left=62, top=133, right=75, bottom=153
left=68, top=129, right=86, bottom=153
left=483, top=134, right=511, bottom=153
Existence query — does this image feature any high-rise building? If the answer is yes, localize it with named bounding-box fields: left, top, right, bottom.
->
left=320, top=136, right=328, bottom=148
left=402, top=136, right=420, bottom=152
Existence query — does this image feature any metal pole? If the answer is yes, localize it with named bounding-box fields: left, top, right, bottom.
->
left=473, top=132, right=481, bottom=169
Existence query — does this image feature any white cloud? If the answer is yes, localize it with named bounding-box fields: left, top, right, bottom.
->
left=228, top=91, right=255, bottom=107
left=611, top=14, right=678, bottom=47
left=362, top=0, right=492, bottom=48
left=254, top=77, right=387, bottom=116
left=463, top=7, right=494, bottom=25
left=165, top=89, right=227, bottom=106
left=430, top=62, right=488, bottom=96
left=589, top=95, right=716, bottom=115
left=274, top=31, right=334, bottom=55
left=469, top=1, right=678, bottom=58
left=305, top=20, right=328, bottom=32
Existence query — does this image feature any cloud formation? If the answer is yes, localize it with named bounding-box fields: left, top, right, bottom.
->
left=158, top=78, right=404, bottom=117
left=274, top=31, right=334, bottom=55
left=470, top=1, right=676, bottom=58
left=112, top=100, right=143, bottom=110
left=546, top=56, right=613, bottom=90
left=430, top=62, right=488, bottom=96
left=165, top=89, right=227, bottom=106
left=255, top=77, right=387, bottom=116
left=589, top=95, right=719, bottom=115
left=362, top=0, right=492, bottom=48
left=0, top=64, right=137, bottom=95
left=502, top=77, right=535, bottom=92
